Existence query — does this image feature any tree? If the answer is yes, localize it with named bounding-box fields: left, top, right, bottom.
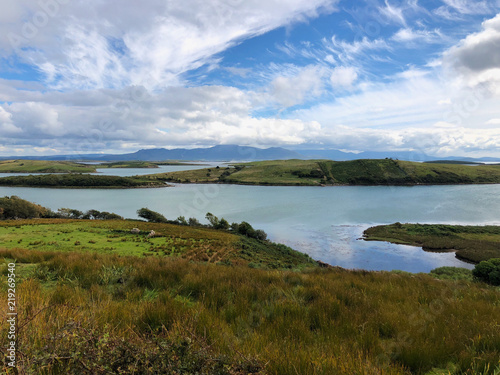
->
left=237, top=221, right=256, bottom=238
left=254, top=229, right=267, bottom=241
left=85, top=209, right=102, bottom=220
left=205, top=212, right=219, bottom=228
left=137, top=208, right=168, bottom=223
left=188, top=217, right=201, bottom=227
left=176, top=216, right=188, bottom=225
left=218, top=218, right=230, bottom=230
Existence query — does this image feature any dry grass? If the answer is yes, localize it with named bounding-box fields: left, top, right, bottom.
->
left=1, top=248, right=499, bottom=374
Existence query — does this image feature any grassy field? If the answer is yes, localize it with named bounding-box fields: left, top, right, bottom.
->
left=0, top=174, right=168, bottom=188
left=0, top=219, right=316, bottom=270
left=1, top=244, right=499, bottom=374
left=0, top=160, right=96, bottom=173
left=145, top=159, right=500, bottom=186
left=363, top=223, right=500, bottom=263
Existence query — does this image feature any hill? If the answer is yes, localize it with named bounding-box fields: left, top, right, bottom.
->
left=0, top=160, right=96, bottom=173
left=144, top=159, right=500, bottom=186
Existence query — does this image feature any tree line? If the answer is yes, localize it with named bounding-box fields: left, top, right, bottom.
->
left=0, top=196, right=122, bottom=220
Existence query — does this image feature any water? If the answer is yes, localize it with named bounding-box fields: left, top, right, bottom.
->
left=1, top=182, right=498, bottom=272
left=0, top=162, right=225, bottom=178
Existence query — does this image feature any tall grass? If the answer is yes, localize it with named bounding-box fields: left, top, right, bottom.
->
left=1, top=249, right=499, bottom=374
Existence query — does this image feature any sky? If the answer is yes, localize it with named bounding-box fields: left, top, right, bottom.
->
left=1, top=0, right=500, bottom=157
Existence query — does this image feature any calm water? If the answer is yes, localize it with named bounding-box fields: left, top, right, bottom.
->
left=2, top=181, right=498, bottom=272
left=0, top=162, right=224, bottom=178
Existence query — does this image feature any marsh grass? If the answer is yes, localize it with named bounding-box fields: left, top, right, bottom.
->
left=1, top=248, right=499, bottom=374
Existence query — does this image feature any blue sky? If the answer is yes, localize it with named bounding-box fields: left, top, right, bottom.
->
left=0, top=0, right=500, bottom=157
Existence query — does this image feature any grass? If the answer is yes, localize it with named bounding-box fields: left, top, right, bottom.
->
left=1, top=247, right=499, bottom=374
left=0, top=219, right=316, bottom=270
left=0, top=160, right=96, bottom=173
left=363, top=223, right=500, bottom=263
left=0, top=174, right=168, bottom=188
left=144, top=159, right=500, bottom=186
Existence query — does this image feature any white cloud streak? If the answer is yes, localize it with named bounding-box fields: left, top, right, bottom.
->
left=1, top=0, right=339, bottom=90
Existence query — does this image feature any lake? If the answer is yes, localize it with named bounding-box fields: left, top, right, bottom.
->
left=1, top=180, right=498, bottom=273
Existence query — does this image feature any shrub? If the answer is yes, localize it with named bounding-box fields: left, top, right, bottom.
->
left=0, top=195, right=50, bottom=219
left=472, top=258, right=500, bottom=285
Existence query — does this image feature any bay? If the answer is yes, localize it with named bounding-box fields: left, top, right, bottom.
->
left=1, top=182, right=498, bottom=272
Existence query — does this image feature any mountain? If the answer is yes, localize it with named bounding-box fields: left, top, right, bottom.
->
left=0, top=145, right=303, bottom=162
left=1, top=145, right=499, bottom=163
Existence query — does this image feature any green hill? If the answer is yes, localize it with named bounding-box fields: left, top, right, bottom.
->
left=0, top=159, right=96, bottom=173
left=145, top=159, right=500, bottom=186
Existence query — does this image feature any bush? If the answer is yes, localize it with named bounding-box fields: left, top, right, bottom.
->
left=472, top=258, right=500, bottom=285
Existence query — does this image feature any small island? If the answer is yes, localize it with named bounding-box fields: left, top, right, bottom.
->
left=363, top=223, right=500, bottom=263
left=0, top=174, right=169, bottom=188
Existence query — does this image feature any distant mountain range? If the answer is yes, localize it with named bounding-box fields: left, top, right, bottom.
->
left=1, top=145, right=499, bottom=163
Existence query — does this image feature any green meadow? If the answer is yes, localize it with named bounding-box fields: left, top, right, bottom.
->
left=0, top=219, right=316, bottom=269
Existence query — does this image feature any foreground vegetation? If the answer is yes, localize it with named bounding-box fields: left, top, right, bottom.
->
left=0, top=174, right=168, bottom=188
left=1, top=246, right=499, bottom=374
left=363, top=223, right=500, bottom=263
left=145, top=159, right=500, bottom=186
left=0, top=160, right=96, bottom=173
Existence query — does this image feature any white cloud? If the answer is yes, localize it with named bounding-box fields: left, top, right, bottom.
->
left=392, top=28, right=442, bottom=44
left=329, top=66, right=358, bottom=88
left=443, top=13, right=500, bottom=93
left=379, top=0, right=407, bottom=26
left=329, top=36, right=390, bottom=62
left=486, top=118, right=500, bottom=125
left=0, top=0, right=339, bottom=90
left=0, top=84, right=323, bottom=153
left=271, top=65, right=325, bottom=107
left=441, top=0, right=493, bottom=15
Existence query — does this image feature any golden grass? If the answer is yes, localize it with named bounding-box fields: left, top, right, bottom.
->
left=1, top=248, right=499, bottom=374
